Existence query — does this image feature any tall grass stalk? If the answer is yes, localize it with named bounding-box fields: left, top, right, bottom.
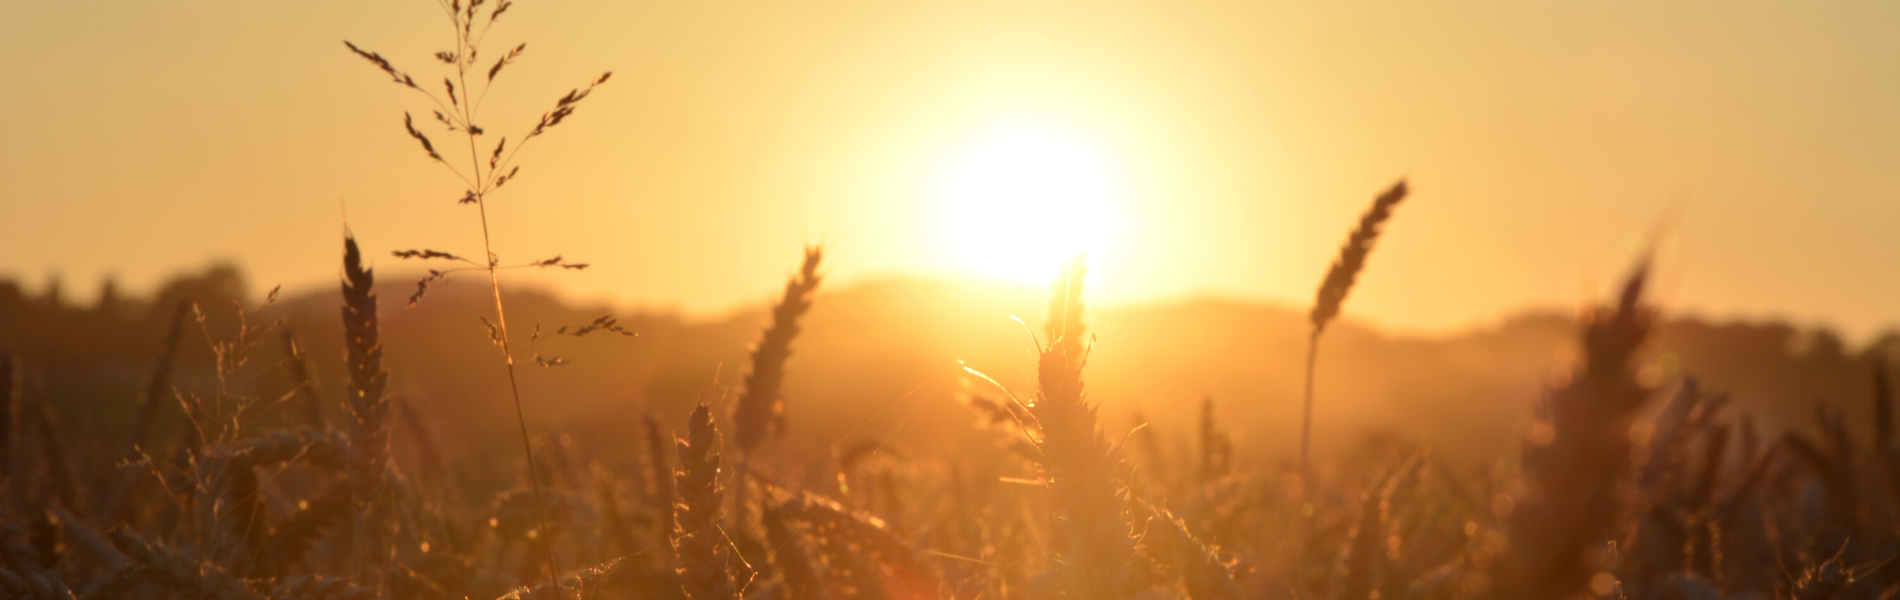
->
left=343, top=1, right=611, bottom=592
left=1302, top=180, right=1408, bottom=481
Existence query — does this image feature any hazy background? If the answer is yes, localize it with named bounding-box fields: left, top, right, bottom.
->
left=3, top=265, right=1889, bottom=488
left=5, top=0, right=1898, bottom=341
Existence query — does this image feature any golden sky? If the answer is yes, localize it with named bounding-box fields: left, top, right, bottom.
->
left=4, top=0, right=1897, bottom=338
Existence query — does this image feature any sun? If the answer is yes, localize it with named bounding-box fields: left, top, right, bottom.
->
left=939, top=129, right=1121, bottom=282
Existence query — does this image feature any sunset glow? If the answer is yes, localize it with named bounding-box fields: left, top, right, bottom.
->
left=6, top=2, right=1900, bottom=595
left=4, top=2, right=1897, bottom=337
left=939, top=129, right=1120, bottom=282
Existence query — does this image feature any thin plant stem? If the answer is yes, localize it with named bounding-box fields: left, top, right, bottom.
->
left=449, top=7, right=563, bottom=596
left=1300, top=332, right=1317, bottom=484
left=345, top=5, right=611, bottom=595
left=478, top=231, right=563, bottom=596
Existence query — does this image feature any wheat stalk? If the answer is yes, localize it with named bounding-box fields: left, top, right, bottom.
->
left=733, top=247, right=823, bottom=455
left=673, top=404, right=737, bottom=600
left=728, top=248, right=823, bottom=566
left=1487, top=263, right=1654, bottom=600
left=1302, top=179, right=1408, bottom=482
left=1030, top=256, right=1141, bottom=600
left=644, top=411, right=679, bottom=558
left=340, top=233, right=390, bottom=580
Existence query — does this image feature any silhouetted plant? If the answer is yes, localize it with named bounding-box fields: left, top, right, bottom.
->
left=341, top=0, right=615, bottom=592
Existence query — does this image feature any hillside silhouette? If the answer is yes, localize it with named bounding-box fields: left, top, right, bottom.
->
left=2, top=264, right=1892, bottom=493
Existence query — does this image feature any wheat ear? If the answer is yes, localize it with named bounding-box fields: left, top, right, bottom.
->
left=733, top=247, right=822, bottom=454
left=729, top=248, right=822, bottom=567
left=1488, top=263, right=1655, bottom=600
left=1302, top=179, right=1408, bottom=481
left=341, top=232, right=390, bottom=580
left=1030, top=256, right=1141, bottom=600
left=1047, top=253, right=1088, bottom=354
left=674, top=404, right=737, bottom=600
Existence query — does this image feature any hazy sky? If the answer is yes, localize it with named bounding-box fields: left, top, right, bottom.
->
left=4, top=0, right=1897, bottom=339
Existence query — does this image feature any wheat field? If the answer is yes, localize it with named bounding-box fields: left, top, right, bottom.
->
left=3, top=1, right=1899, bottom=600
left=2, top=223, right=1897, bottom=600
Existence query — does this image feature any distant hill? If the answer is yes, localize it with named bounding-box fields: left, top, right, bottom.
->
left=2, top=265, right=1893, bottom=490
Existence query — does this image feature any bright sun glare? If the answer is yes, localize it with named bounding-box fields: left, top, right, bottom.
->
left=940, top=130, right=1120, bottom=282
